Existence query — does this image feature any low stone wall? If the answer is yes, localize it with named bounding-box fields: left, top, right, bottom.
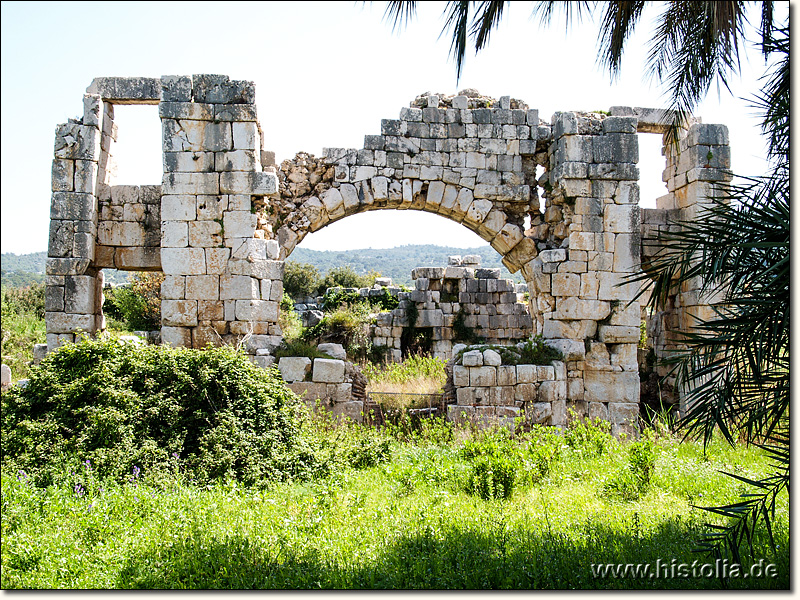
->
left=277, top=354, right=365, bottom=422
left=446, top=345, right=639, bottom=436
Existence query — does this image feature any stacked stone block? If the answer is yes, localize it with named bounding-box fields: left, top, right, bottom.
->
left=447, top=346, right=567, bottom=429
left=158, top=75, right=281, bottom=353
left=369, top=255, right=533, bottom=362
left=95, top=184, right=161, bottom=271
left=521, top=111, right=643, bottom=437
left=46, top=94, right=106, bottom=350
left=278, top=356, right=363, bottom=422
left=271, top=93, right=546, bottom=273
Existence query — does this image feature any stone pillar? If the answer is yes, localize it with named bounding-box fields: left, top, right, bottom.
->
left=158, top=74, right=281, bottom=354
left=45, top=95, right=104, bottom=351
left=658, top=123, right=732, bottom=415
left=529, top=111, right=641, bottom=435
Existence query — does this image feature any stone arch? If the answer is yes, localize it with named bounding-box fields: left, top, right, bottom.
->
left=43, top=75, right=733, bottom=431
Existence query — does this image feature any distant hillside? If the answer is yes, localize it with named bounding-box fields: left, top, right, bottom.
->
left=1, top=245, right=524, bottom=289
left=290, top=244, right=523, bottom=286
left=2, top=251, right=130, bottom=287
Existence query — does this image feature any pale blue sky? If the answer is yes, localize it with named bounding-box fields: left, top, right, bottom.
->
left=0, top=1, right=781, bottom=254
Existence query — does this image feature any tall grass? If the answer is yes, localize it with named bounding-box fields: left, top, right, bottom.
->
left=1, top=418, right=788, bottom=589
left=363, top=355, right=447, bottom=395
left=0, top=284, right=45, bottom=380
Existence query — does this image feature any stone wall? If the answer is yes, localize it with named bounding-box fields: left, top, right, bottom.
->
left=43, top=75, right=733, bottom=428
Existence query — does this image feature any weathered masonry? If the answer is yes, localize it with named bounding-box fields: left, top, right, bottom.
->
left=45, top=75, right=731, bottom=419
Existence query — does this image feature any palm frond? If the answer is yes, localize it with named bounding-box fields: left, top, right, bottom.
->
left=596, top=1, right=647, bottom=78
left=383, top=0, right=418, bottom=33
left=440, top=0, right=473, bottom=80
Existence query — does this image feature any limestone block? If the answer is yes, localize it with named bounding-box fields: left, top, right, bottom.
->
left=483, top=349, right=502, bottom=366
left=244, top=335, right=282, bottom=354
left=609, top=402, right=639, bottom=425
left=328, top=383, right=353, bottom=403
left=232, top=121, right=259, bottom=150
left=551, top=273, right=580, bottom=297
left=554, top=297, right=611, bottom=320
left=219, top=172, right=277, bottom=196
left=163, top=151, right=216, bottom=174
left=219, top=275, right=259, bottom=300
left=593, top=133, right=638, bottom=164
left=162, top=300, right=198, bottom=327
left=162, top=173, right=219, bottom=195
left=161, top=247, right=206, bottom=275
left=205, top=248, right=230, bottom=275
left=331, top=401, right=363, bottom=423
left=588, top=402, right=609, bottom=421
left=50, top=192, right=95, bottom=221
left=45, top=311, right=95, bottom=334
left=45, top=285, right=65, bottom=312
left=162, top=221, right=189, bottom=247
left=54, top=123, right=99, bottom=160
left=160, top=326, right=192, bottom=348
left=52, top=159, right=74, bottom=192
left=539, top=249, right=567, bottom=263
left=543, top=319, right=596, bottom=340
left=584, top=371, right=639, bottom=403
left=159, top=102, right=214, bottom=120
left=529, top=403, right=552, bottom=425
left=470, top=366, right=496, bottom=387
left=278, top=356, right=312, bottom=383
left=462, top=350, right=483, bottom=367
left=222, top=211, right=257, bottom=239
left=237, top=299, right=279, bottom=322
left=198, top=300, right=224, bottom=320
left=497, top=365, right=516, bottom=386
left=63, top=275, right=97, bottom=314
left=185, top=275, right=219, bottom=300
left=317, top=343, right=346, bottom=360
left=539, top=380, right=566, bottom=403
left=186, top=220, right=221, bottom=247
left=597, top=272, right=638, bottom=301
left=192, top=74, right=254, bottom=105
left=312, top=359, right=345, bottom=383
left=598, top=325, right=640, bottom=344
left=516, top=364, right=536, bottom=383
left=215, top=150, right=258, bottom=172
left=417, top=309, right=444, bottom=327
left=546, top=339, right=586, bottom=361
left=161, top=276, right=185, bottom=300
left=463, top=199, right=493, bottom=227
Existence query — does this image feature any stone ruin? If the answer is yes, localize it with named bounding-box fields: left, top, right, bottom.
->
left=43, top=74, right=732, bottom=430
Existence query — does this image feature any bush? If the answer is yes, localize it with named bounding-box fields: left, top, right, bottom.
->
left=1, top=284, right=46, bottom=381
left=303, top=303, right=372, bottom=358
left=273, top=339, right=332, bottom=361
left=1, top=338, right=317, bottom=488
left=283, top=261, right=321, bottom=300
left=602, top=439, right=657, bottom=502
left=564, top=417, right=614, bottom=457
left=461, top=429, right=521, bottom=500
left=317, top=266, right=380, bottom=296
left=103, top=273, right=163, bottom=331
left=278, top=292, right=303, bottom=341
left=322, top=287, right=399, bottom=312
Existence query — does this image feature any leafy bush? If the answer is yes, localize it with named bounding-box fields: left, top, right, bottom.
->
left=602, top=439, right=657, bottom=502
left=278, top=292, right=303, bottom=341
left=317, top=266, right=380, bottom=296
left=1, top=338, right=317, bottom=488
left=273, top=339, right=332, bottom=360
left=564, top=417, right=614, bottom=457
left=0, top=284, right=46, bottom=380
left=103, top=273, right=163, bottom=331
left=321, top=286, right=399, bottom=312
left=283, top=260, right=321, bottom=300
left=519, top=426, right=565, bottom=484
left=462, top=429, right=521, bottom=500
left=303, top=303, right=372, bottom=359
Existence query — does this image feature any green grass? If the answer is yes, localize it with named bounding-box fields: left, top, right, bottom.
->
left=1, top=422, right=788, bottom=589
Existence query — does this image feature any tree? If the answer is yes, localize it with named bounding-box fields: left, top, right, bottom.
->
left=384, top=0, right=789, bottom=565
left=283, top=260, right=322, bottom=300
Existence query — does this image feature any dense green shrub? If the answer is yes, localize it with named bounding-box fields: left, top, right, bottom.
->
left=303, top=303, right=373, bottom=359
left=1, top=338, right=316, bottom=488
left=103, top=273, right=163, bottom=331
left=317, top=266, right=380, bottom=296
left=564, top=417, right=614, bottom=458
left=273, top=339, right=332, bottom=360
left=321, top=287, right=399, bottom=312
left=0, top=284, right=46, bottom=380
left=602, top=439, right=658, bottom=502
left=283, top=260, right=321, bottom=300
left=462, top=430, right=522, bottom=500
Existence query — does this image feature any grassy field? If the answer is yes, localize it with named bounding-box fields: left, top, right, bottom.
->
left=1, top=417, right=788, bottom=589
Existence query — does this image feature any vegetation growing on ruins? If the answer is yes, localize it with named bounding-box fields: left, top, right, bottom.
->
left=385, top=0, right=789, bottom=571
left=1, top=406, right=787, bottom=589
